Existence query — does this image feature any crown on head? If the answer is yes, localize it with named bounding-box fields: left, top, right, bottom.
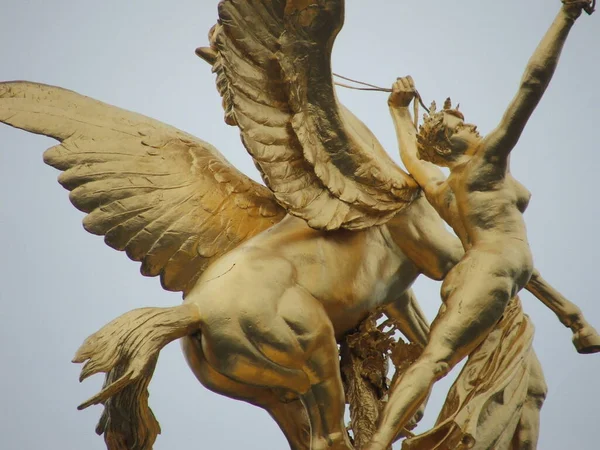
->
left=416, top=97, right=464, bottom=164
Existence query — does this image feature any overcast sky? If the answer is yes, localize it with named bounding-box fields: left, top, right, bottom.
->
left=1, top=1, right=599, bottom=449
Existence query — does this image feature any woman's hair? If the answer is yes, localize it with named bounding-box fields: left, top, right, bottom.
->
left=416, top=98, right=465, bottom=165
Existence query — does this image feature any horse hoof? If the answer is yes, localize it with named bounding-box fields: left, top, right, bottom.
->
left=573, top=327, right=600, bottom=354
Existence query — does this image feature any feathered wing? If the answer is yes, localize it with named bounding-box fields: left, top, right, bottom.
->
left=0, top=81, right=285, bottom=296
left=203, top=0, right=419, bottom=230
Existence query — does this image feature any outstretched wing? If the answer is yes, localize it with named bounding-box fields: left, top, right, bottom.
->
left=203, top=0, right=419, bottom=230
left=0, top=81, right=285, bottom=296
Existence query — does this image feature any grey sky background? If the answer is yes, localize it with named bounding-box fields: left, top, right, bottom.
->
left=0, top=1, right=598, bottom=449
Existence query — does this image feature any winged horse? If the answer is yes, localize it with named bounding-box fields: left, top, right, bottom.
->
left=1, top=1, right=597, bottom=450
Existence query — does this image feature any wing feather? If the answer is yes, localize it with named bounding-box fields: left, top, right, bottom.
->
left=207, top=0, right=420, bottom=230
left=0, top=81, right=285, bottom=295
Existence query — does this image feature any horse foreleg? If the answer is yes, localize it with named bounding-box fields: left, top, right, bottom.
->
left=526, top=270, right=600, bottom=353
left=384, top=288, right=429, bottom=348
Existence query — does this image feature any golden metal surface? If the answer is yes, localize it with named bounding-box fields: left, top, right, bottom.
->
left=371, top=2, right=598, bottom=449
left=0, top=1, right=597, bottom=450
left=204, top=0, right=419, bottom=231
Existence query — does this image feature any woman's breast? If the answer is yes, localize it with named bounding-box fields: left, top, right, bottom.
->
left=508, top=175, right=532, bottom=213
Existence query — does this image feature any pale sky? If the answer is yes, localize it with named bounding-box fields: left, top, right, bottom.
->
left=0, top=1, right=599, bottom=449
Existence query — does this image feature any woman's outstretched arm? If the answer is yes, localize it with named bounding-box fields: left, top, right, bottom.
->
left=389, top=77, right=446, bottom=197
left=484, top=1, right=593, bottom=158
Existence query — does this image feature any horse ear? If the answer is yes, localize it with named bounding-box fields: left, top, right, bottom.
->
left=195, top=47, right=217, bottom=65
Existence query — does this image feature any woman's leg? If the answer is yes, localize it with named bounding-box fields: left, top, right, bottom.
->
left=367, top=256, right=515, bottom=450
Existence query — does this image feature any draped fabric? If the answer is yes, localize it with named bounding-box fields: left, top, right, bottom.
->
left=404, top=296, right=535, bottom=450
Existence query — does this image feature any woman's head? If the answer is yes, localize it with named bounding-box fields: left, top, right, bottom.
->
left=417, top=98, right=481, bottom=166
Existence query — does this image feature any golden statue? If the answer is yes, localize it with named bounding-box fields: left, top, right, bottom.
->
left=368, top=2, right=597, bottom=449
left=0, top=1, right=597, bottom=450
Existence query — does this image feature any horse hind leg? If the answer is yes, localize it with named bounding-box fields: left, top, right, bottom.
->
left=181, top=334, right=311, bottom=450
left=301, top=376, right=353, bottom=450
left=73, top=303, right=202, bottom=450
left=282, top=298, right=353, bottom=450
left=201, top=286, right=354, bottom=450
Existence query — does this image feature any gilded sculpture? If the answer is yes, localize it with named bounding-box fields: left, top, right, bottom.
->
left=364, top=4, right=598, bottom=448
left=0, top=1, right=597, bottom=450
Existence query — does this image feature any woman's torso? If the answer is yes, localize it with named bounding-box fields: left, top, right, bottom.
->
left=437, top=153, right=532, bottom=250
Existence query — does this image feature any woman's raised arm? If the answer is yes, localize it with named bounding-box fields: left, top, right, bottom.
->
left=484, top=1, right=593, bottom=159
left=389, top=77, right=447, bottom=199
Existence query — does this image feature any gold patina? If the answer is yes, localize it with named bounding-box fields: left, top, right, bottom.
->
left=0, top=1, right=597, bottom=450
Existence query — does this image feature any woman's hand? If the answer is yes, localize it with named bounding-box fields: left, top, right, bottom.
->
left=562, top=0, right=595, bottom=19
left=389, top=76, right=417, bottom=108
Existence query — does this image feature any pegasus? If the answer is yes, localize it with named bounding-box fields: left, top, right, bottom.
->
left=1, top=1, right=597, bottom=450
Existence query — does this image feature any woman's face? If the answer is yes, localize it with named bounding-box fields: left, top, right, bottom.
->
left=442, top=113, right=481, bottom=155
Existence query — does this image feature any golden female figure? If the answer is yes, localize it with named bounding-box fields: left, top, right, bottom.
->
left=1, top=2, right=598, bottom=449
left=369, top=1, right=596, bottom=448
